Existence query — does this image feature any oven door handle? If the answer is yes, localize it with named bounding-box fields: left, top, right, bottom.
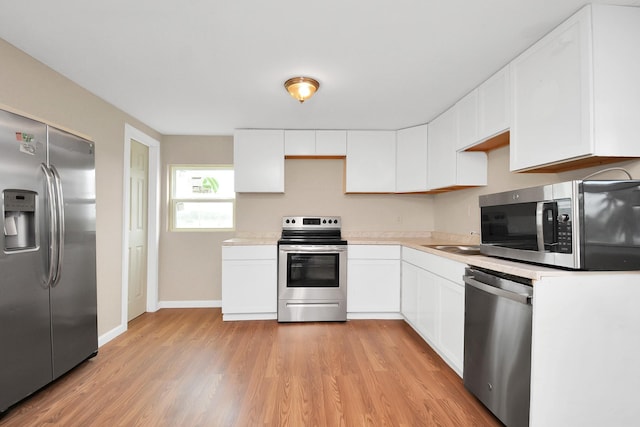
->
left=464, top=275, right=532, bottom=305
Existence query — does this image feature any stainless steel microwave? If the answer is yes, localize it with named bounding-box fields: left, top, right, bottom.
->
left=479, top=180, right=640, bottom=270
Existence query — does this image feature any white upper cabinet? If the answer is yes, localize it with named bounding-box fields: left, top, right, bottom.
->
left=396, top=124, right=428, bottom=192
left=284, top=130, right=347, bottom=156
left=455, top=90, right=479, bottom=151
left=428, top=107, right=457, bottom=189
left=478, top=65, right=510, bottom=140
left=234, top=129, right=285, bottom=192
left=454, top=65, right=510, bottom=152
left=315, top=130, right=347, bottom=156
left=510, top=5, right=640, bottom=172
left=284, top=130, right=315, bottom=155
left=346, top=130, right=396, bottom=193
left=428, top=108, right=487, bottom=190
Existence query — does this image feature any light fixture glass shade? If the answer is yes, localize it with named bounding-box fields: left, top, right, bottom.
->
left=284, top=77, right=319, bottom=103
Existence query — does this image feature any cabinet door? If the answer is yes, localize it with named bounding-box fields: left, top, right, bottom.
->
left=346, top=131, right=396, bottom=193
left=234, top=129, right=285, bottom=192
left=455, top=90, right=478, bottom=151
left=439, top=277, right=465, bottom=372
left=427, top=107, right=456, bottom=190
left=284, top=130, right=315, bottom=155
left=316, top=130, right=347, bottom=156
left=416, top=270, right=439, bottom=344
left=510, top=8, right=592, bottom=171
left=222, top=259, right=277, bottom=314
left=478, top=65, right=510, bottom=140
left=401, top=261, right=419, bottom=325
left=396, top=124, right=428, bottom=192
left=456, top=151, right=487, bottom=186
left=347, top=259, right=400, bottom=313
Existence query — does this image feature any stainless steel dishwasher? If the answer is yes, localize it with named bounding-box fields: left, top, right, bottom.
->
left=463, top=266, right=533, bottom=427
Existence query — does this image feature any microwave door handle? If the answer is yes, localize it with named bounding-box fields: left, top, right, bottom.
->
left=536, top=202, right=545, bottom=251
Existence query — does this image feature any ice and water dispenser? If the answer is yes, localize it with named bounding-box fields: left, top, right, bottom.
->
left=3, top=190, right=37, bottom=251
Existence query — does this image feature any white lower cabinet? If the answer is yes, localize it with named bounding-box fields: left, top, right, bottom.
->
left=221, top=245, right=277, bottom=320
left=438, top=275, right=465, bottom=370
left=416, top=269, right=439, bottom=345
left=347, top=245, right=401, bottom=318
left=400, top=261, right=419, bottom=325
left=401, top=247, right=465, bottom=376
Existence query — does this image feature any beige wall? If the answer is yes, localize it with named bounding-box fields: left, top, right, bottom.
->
left=237, top=158, right=435, bottom=234
left=159, top=135, right=235, bottom=301
left=159, top=152, right=435, bottom=302
left=0, top=39, right=161, bottom=336
left=433, top=145, right=640, bottom=234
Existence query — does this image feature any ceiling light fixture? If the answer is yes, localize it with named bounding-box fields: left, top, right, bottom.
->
left=284, top=77, right=320, bottom=103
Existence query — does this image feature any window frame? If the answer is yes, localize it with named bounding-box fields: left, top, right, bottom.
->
left=169, top=164, right=235, bottom=232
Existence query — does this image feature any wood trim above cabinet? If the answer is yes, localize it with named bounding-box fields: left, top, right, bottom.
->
left=516, top=155, right=637, bottom=173
left=465, top=131, right=510, bottom=152
left=285, top=155, right=346, bottom=160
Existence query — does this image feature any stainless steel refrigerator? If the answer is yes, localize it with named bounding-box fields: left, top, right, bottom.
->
left=0, top=109, right=97, bottom=413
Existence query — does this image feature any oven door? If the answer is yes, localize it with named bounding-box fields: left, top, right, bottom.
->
left=278, top=244, right=347, bottom=321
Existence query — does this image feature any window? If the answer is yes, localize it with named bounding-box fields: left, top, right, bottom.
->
left=170, top=165, right=235, bottom=231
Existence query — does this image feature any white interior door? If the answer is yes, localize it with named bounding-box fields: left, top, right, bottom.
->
left=128, top=139, right=148, bottom=321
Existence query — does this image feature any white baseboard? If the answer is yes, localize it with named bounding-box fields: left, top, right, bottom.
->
left=98, top=323, right=127, bottom=347
left=223, top=313, right=278, bottom=321
left=347, top=312, right=404, bottom=320
left=157, top=300, right=221, bottom=309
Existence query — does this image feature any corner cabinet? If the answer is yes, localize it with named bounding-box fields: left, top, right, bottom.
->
left=345, top=131, right=396, bottom=193
left=347, top=245, right=401, bottom=318
left=401, top=247, right=465, bottom=376
left=427, top=107, right=487, bottom=191
left=510, top=4, right=640, bottom=172
left=234, top=129, right=285, bottom=192
left=221, top=245, right=277, bottom=320
left=478, top=65, right=510, bottom=141
left=396, top=124, right=429, bottom=192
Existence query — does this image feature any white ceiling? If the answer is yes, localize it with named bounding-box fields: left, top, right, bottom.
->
left=1, top=0, right=639, bottom=135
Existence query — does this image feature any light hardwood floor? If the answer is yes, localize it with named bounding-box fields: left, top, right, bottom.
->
left=0, top=309, right=501, bottom=426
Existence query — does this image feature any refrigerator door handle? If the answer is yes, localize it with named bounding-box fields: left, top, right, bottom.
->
left=40, top=163, right=59, bottom=288
left=50, top=165, right=65, bottom=287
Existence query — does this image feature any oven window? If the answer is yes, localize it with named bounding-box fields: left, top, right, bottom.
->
left=481, top=203, right=538, bottom=250
left=287, top=253, right=340, bottom=288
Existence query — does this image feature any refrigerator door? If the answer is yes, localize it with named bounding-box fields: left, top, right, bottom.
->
left=0, top=110, right=53, bottom=411
left=48, top=126, right=97, bottom=379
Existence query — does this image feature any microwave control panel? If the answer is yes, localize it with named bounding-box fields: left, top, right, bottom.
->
left=556, top=199, right=572, bottom=253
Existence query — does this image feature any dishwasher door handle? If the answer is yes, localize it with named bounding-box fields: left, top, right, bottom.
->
left=464, top=275, right=532, bottom=305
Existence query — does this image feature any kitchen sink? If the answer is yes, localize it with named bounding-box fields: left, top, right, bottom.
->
left=421, top=244, right=482, bottom=255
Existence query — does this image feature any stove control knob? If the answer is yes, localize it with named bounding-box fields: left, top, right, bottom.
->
left=334, top=219, right=339, bottom=225
left=285, top=219, right=290, bottom=224
left=322, top=219, right=326, bottom=224
left=291, top=219, right=296, bottom=224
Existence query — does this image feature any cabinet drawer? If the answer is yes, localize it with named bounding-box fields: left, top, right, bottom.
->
left=222, top=245, right=276, bottom=260
left=402, top=247, right=465, bottom=285
left=348, top=245, right=401, bottom=259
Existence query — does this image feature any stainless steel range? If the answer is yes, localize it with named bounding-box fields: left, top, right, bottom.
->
left=277, top=216, right=347, bottom=322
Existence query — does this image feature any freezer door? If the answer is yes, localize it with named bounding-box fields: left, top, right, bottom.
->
left=0, top=110, right=53, bottom=411
left=48, top=126, right=98, bottom=379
